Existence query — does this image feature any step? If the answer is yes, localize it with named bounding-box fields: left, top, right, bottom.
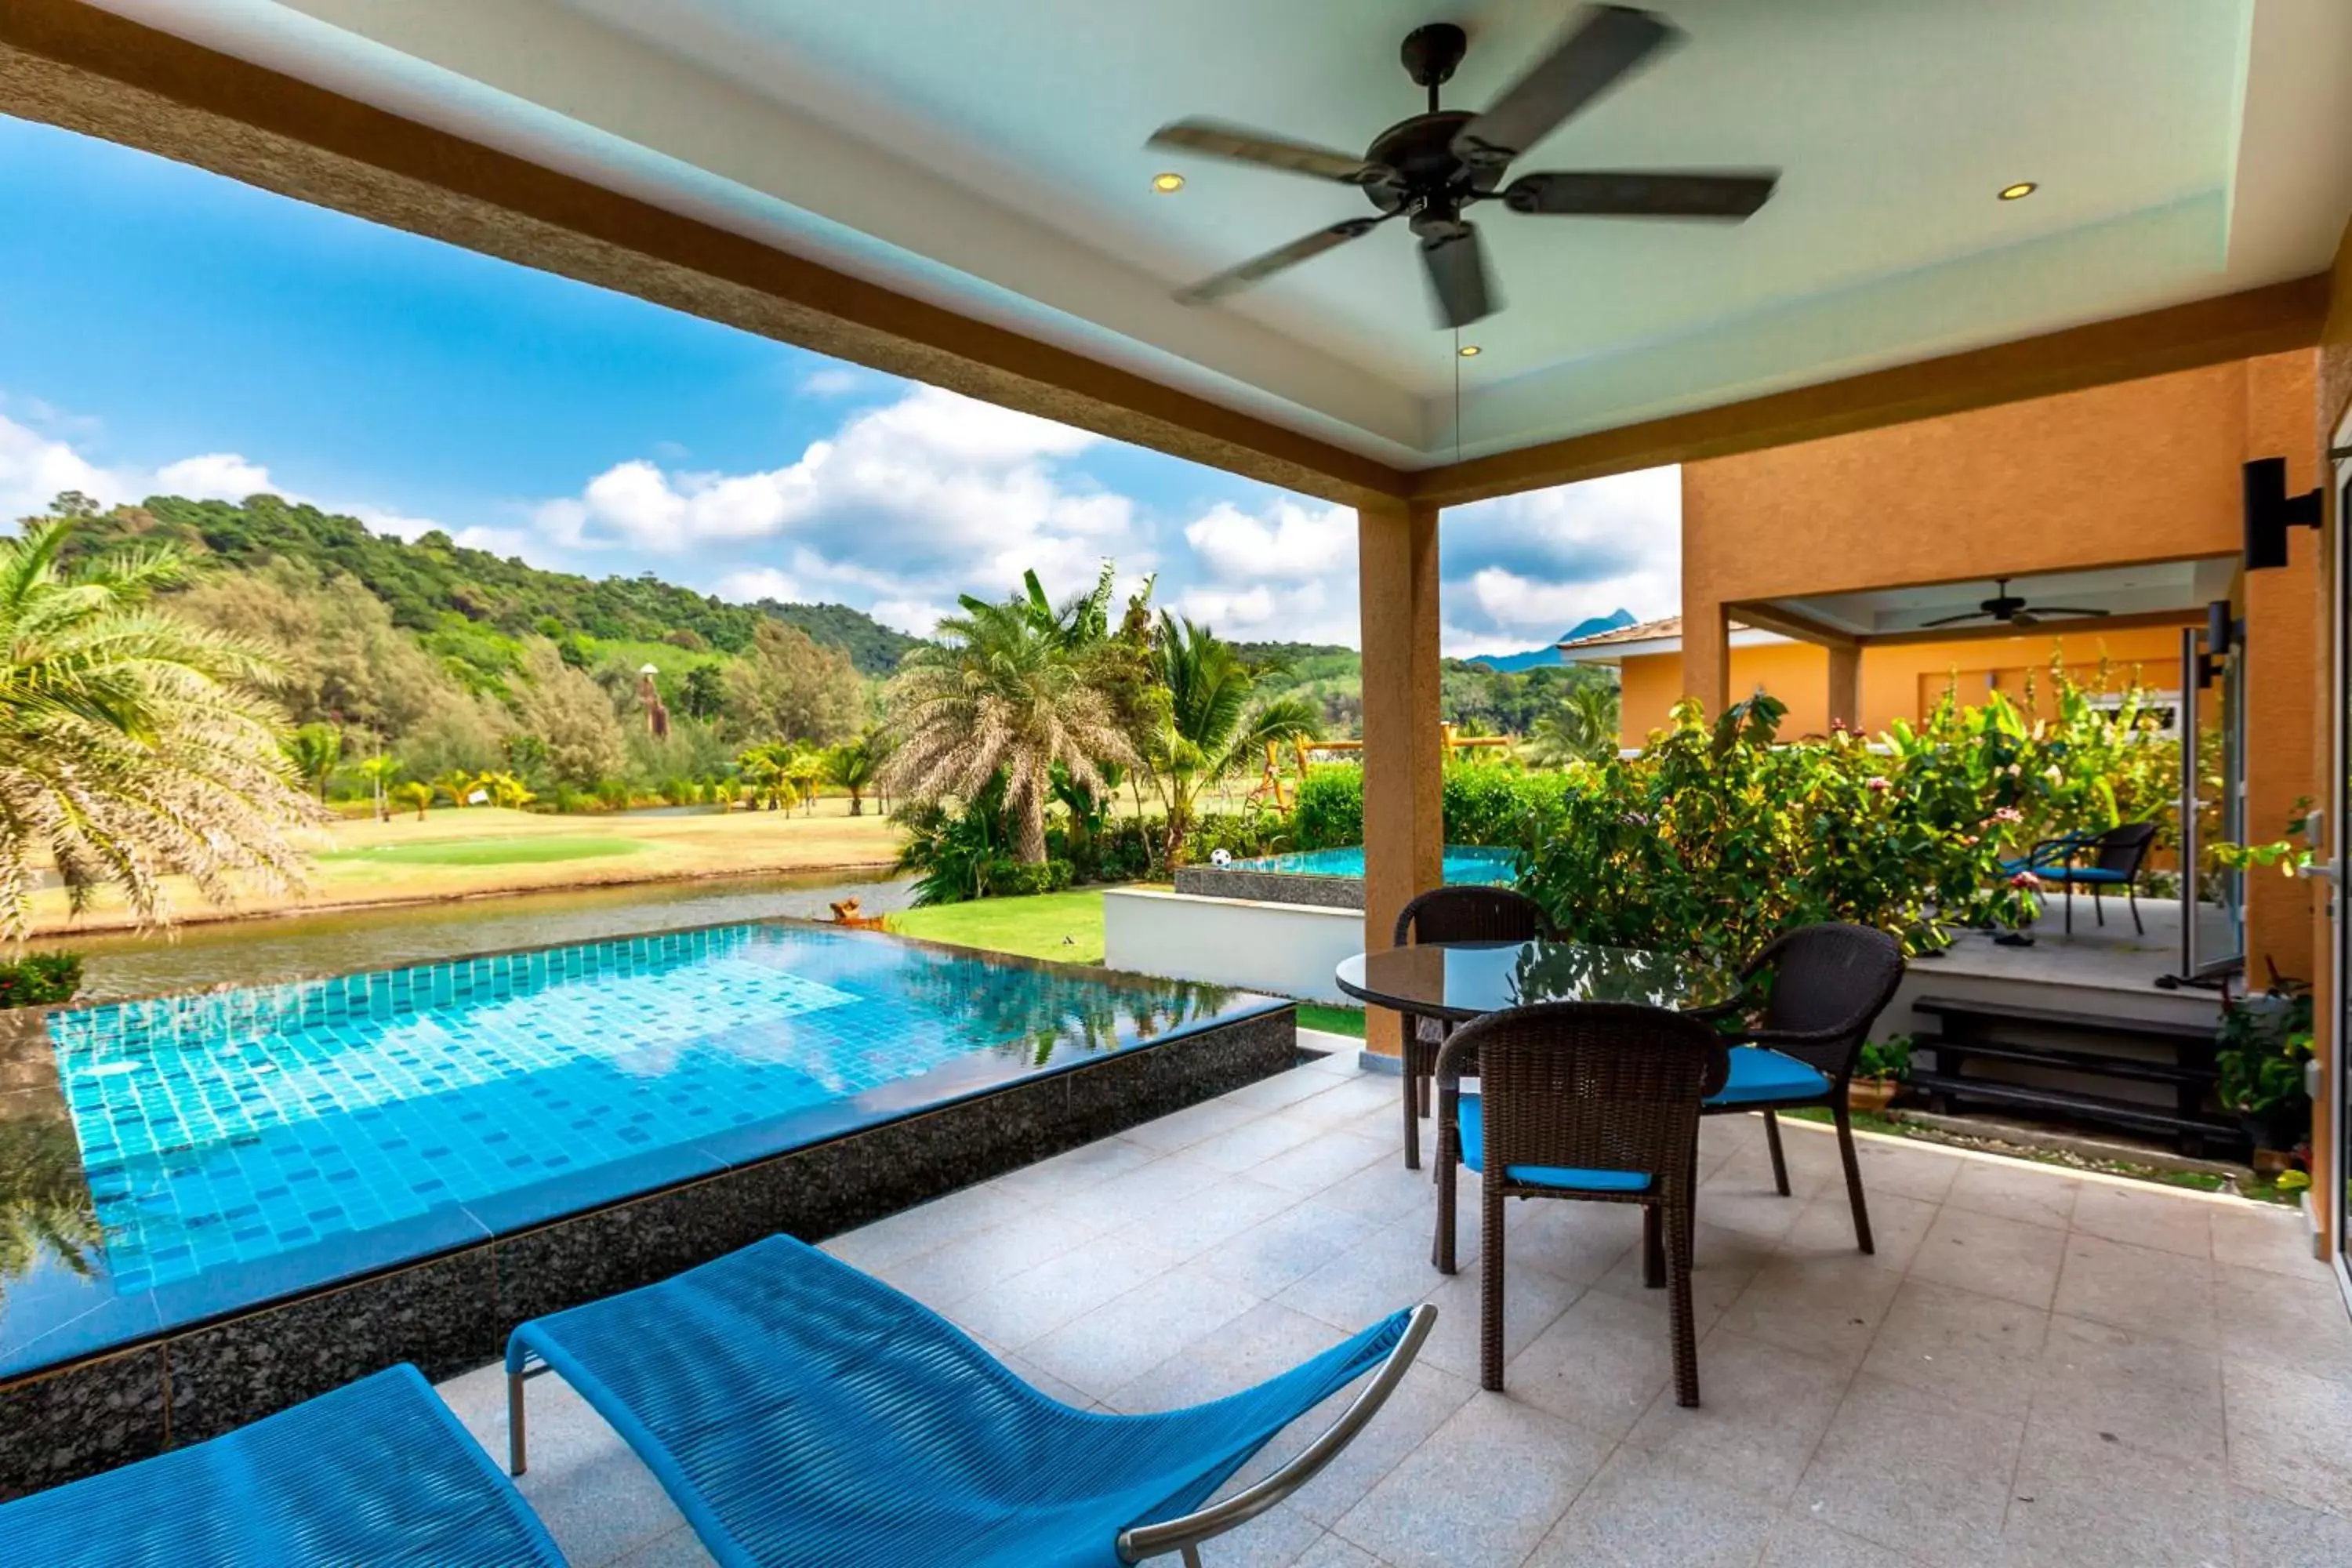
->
left=1919, top=1036, right=2218, bottom=1087
left=1907, top=1069, right=2241, bottom=1144
left=1912, top=994, right=2217, bottom=1043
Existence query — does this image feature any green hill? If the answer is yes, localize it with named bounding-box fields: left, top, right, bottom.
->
left=68, top=493, right=923, bottom=675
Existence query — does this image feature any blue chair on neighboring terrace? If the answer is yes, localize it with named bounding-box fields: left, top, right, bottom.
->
left=0, top=1364, right=564, bottom=1568
left=506, top=1233, right=1434, bottom=1568
left=1999, top=821, right=2159, bottom=935
left=1695, top=924, right=1907, bottom=1256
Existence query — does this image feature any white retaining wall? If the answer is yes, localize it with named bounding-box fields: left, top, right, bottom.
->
left=1103, top=887, right=1364, bottom=1003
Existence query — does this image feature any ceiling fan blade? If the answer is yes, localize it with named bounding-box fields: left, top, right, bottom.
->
left=1503, top=169, right=1779, bottom=220
left=1918, top=611, right=1993, bottom=629
left=2009, top=612, right=2040, bottom=627
left=1176, top=216, right=1392, bottom=304
left=2024, top=606, right=2113, bottom=619
left=1149, top=118, right=1396, bottom=187
left=1452, top=5, right=1681, bottom=172
left=1420, top=221, right=1497, bottom=329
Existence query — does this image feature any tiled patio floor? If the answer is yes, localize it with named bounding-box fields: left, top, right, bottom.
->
left=438, top=1037, right=2352, bottom=1567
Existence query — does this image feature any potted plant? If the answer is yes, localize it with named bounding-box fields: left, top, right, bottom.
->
left=1849, top=1035, right=1911, bottom=1113
left=2216, top=984, right=2314, bottom=1171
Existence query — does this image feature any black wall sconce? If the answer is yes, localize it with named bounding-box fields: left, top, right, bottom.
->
left=2244, top=456, right=2320, bottom=570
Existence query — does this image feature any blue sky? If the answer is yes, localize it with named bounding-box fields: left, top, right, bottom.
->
left=0, top=114, right=1680, bottom=655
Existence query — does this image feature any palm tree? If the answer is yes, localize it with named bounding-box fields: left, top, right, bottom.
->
left=883, top=596, right=1134, bottom=865
left=1146, top=613, right=1318, bottom=862
left=351, top=751, right=402, bottom=818
left=431, top=768, right=477, bottom=808
left=282, top=723, right=343, bottom=802
left=1529, top=681, right=1621, bottom=766
left=0, top=517, right=318, bottom=940
left=825, top=729, right=882, bottom=817
left=391, top=780, right=434, bottom=821
left=470, top=770, right=535, bottom=810
left=784, top=746, right=826, bottom=817
left=736, top=742, right=801, bottom=812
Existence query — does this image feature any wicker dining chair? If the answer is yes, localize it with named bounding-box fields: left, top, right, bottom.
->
left=1697, top=923, right=1906, bottom=1254
left=1392, top=885, right=1555, bottom=1171
left=1431, top=1001, right=1728, bottom=1403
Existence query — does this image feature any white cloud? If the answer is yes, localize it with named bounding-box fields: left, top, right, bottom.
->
left=715, top=565, right=805, bottom=603
left=0, top=413, right=130, bottom=521
left=1184, top=499, right=1354, bottom=582
left=800, top=366, right=869, bottom=397
left=153, top=452, right=278, bottom=501
left=869, top=597, right=953, bottom=637
left=1439, top=467, right=1680, bottom=655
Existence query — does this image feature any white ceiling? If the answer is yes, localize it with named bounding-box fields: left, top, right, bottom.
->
left=80, top=0, right=2352, bottom=470
left=1777, top=558, right=2242, bottom=637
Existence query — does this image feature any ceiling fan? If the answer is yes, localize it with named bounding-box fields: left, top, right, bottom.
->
left=1919, top=579, right=2115, bottom=630
left=1146, top=4, right=1780, bottom=330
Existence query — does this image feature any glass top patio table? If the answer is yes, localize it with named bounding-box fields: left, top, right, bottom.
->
left=1334, top=940, right=1736, bottom=1022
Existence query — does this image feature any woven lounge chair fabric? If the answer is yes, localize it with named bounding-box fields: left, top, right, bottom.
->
left=1704, top=1046, right=1832, bottom=1105
left=506, top=1234, right=1412, bottom=1568
left=0, top=1364, right=564, bottom=1568
left=1456, top=1094, right=1653, bottom=1190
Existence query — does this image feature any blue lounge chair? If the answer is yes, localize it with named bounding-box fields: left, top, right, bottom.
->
left=506, top=1234, right=1433, bottom=1568
left=0, top=1364, right=565, bottom=1568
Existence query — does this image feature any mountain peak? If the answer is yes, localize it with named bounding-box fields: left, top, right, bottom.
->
left=1461, top=608, right=1637, bottom=672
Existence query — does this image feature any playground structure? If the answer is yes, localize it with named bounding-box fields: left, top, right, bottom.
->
left=1250, top=724, right=1514, bottom=812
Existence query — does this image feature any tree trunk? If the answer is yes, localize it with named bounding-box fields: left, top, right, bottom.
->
left=1017, top=789, right=1049, bottom=865
left=848, top=789, right=863, bottom=818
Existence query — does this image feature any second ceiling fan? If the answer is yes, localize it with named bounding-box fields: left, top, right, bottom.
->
left=1149, top=4, right=1780, bottom=330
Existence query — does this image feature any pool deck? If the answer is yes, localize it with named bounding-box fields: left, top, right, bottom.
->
left=440, top=1034, right=2352, bottom=1568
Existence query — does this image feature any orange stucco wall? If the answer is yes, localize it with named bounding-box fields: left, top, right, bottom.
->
left=1616, top=626, right=2194, bottom=745
left=1679, top=350, right=2321, bottom=987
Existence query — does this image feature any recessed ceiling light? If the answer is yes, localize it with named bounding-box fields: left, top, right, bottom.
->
left=1151, top=172, right=1185, bottom=194
left=1998, top=181, right=2038, bottom=201
left=1457, top=344, right=1482, bottom=358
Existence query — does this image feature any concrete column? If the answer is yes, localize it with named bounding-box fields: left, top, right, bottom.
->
left=1357, top=499, right=1444, bottom=1060
left=1827, top=642, right=1861, bottom=732
left=1682, top=600, right=1731, bottom=717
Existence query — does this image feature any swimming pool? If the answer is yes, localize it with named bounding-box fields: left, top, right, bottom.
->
left=1168, top=843, right=1520, bottom=912
left=0, top=923, right=1287, bottom=1392
left=1227, top=845, right=1519, bottom=884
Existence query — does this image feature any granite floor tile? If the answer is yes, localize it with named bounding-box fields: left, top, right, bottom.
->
left=2208, top=1206, right=2325, bottom=1282
left=1019, top=1267, right=1263, bottom=1399
left=1945, top=1158, right=2082, bottom=1231
left=1504, top=1285, right=1681, bottom=1439
left=1861, top=1278, right=2050, bottom=1421
left=1251, top=1130, right=1396, bottom=1196
left=1782, top=1187, right=1937, bottom=1272
left=1998, top=1417, right=2230, bottom=1568
left=873, top=1206, right=1100, bottom=1309
left=1590, top=1220, right=1773, bottom=1330
left=1331, top=1393, right=1610, bottom=1568
left=1627, top=1327, right=1853, bottom=1504
left=1760, top=1518, right=1926, bottom=1566
left=2032, top=1312, right=2225, bottom=1466
left=1414, top=1254, right=1585, bottom=1384
left=2228, top=1484, right=2352, bottom=1568
left=1909, top=1203, right=2067, bottom=1311
left=1523, top=1443, right=1780, bottom=1567
left=2216, top=1271, right=2352, bottom=1385
left=2224, top=1354, right=2352, bottom=1518
left=1795, top=1371, right=2025, bottom=1567
left=1714, top=1250, right=1904, bottom=1371
left=1199, top=1198, right=1392, bottom=1301
left=1845, top=1136, right=1962, bottom=1203
left=1187, top=1113, right=1328, bottom=1175
left=2050, top=1231, right=2219, bottom=1348
left=944, top=1232, right=1178, bottom=1349
left=2069, top=1180, right=2213, bottom=1260
left=604, top=1526, right=717, bottom=1568
left=1101, top=1173, right=1301, bottom=1264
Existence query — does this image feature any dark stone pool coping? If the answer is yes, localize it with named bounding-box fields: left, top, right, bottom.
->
left=0, top=1005, right=1297, bottom=1497
left=1172, top=866, right=1368, bottom=909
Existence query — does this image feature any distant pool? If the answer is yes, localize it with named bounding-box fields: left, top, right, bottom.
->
left=1171, top=843, right=1519, bottom=911
left=1228, top=845, right=1519, bottom=884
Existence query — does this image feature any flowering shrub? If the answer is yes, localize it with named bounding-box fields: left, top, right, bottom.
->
left=1519, top=695, right=2027, bottom=960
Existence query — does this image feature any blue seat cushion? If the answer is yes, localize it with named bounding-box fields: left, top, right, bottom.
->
left=1456, top=1095, right=1652, bottom=1192
left=1705, top=1047, right=1831, bottom=1107
left=2047, top=866, right=2129, bottom=884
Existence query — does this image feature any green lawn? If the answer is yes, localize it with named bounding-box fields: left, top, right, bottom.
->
left=890, top=891, right=1106, bottom=964
left=319, top=835, right=646, bottom=867
left=1298, top=1004, right=1367, bottom=1037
